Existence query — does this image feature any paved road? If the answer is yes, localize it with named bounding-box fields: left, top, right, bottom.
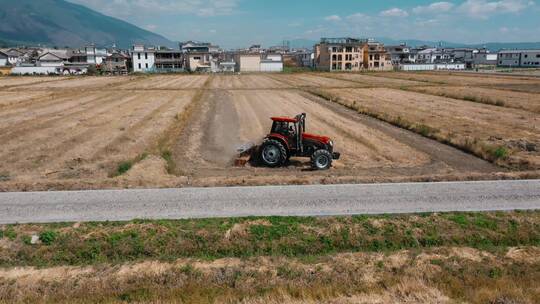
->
left=0, top=180, right=539, bottom=224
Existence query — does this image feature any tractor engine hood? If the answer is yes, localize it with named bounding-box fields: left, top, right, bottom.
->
left=302, top=133, right=331, bottom=144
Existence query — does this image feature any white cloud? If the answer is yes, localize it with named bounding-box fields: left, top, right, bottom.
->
left=68, top=0, right=239, bottom=17
left=379, top=8, right=409, bottom=17
left=413, top=2, right=455, bottom=14
left=145, top=24, right=158, bottom=31
left=324, top=15, right=342, bottom=22
left=346, top=13, right=371, bottom=22
left=458, top=0, right=534, bottom=19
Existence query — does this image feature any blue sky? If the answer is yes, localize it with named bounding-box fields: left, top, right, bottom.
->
left=69, top=0, right=540, bottom=48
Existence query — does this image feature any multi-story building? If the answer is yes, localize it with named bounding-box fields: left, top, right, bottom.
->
left=365, top=41, right=392, bottom=71
left=102, top=52, right=130, bottom=75
left=85, top=45, right=108, bottom=65
left=154, top=49, right=184, bottom=72
left=314, top=37, right=367, bottom=71
left=386, top=44, right=413, bottom=65
left=498, top=50, right=540, bottom=67
left=186, top=52, right=213, bottom=72
left=473, top=49, right=497, bottom=66
left=179, top=41, right=220, bottom=53
left=131, top=45, right=156, bottom=72
left=452, top=48, right=475, bottom=68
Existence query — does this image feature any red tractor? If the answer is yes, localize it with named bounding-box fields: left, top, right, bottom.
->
left=258, top=113, right=340, bottom=170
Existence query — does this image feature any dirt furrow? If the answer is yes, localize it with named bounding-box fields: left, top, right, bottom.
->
left=0, top=76, right=74, bottom=89
left=319, top=87, right=539, bottom=168
left=1, top=92, right=170, bottom=179
left=321, top=72, right=425, bottom=87
left=0, top=91, right=55, bottom=108
left=268, top=74, right=361, bottom=88
left=0, top=93, right=143, bottom=164
left=371, top=72, right=540, bottom=86
left=11, top=76, right=131, bottom=90
left=90, top=91, right=194, bottom=164
left=38, top=93, right=183, bottom=179
left=406, top=86, right=540, bottom=113
left=0, top=91, right=134, bottom=145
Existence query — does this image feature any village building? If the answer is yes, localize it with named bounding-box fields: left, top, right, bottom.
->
left=365, top=41, right=392, bottom=71
left=498, top=50, right=540, bottom=67
left=314, top=38, right=367, bottom=71
left=102, top=52, right=130, bottom=75
left=131, top=45, right=156, bottom=72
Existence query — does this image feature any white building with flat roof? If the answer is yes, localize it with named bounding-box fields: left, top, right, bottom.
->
left=132, top=45, right=156, bottom=72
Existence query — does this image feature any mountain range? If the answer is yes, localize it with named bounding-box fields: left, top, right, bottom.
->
left=0, top=0, right=174, bottom=49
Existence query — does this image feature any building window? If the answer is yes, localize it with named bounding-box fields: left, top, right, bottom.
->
left=137, top=53, right=141, bottom=60
left=145, top=63, right=148, bottom=69
left=145, top=53, right=148, bottom=59
left=138, top=63, right=141, bottom=69
left=524, top=54, right=528, bottom=58
left=537, top=54, right=540, bottom=58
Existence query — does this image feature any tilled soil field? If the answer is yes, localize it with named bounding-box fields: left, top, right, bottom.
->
left=1, top=72, right=537, bottom=191
left=268, top=74, right=362, bottom=88
left=115, top=75, right=209, bottom=90
left=322, top=72, right=425, bottom=87
left=317, top=87, right=540, bottom=169
left=407, top=86, right=540, bottom=113
left=372, top=71, right=540, bottom=87
left=0, top=76, right=70, bottom=88
left=9, top=76, right=134, bottom=90
left=0, top=87, right=194, bottom=186
left=209, top=74, right=291, bottom=89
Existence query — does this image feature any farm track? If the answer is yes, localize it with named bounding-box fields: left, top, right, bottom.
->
left=0, top=72, right=536, bottom=190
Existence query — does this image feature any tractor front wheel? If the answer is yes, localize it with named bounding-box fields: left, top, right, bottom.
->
left=260, top=139, right=287, bottom=168
left=311, top=150, right=332, bottom=170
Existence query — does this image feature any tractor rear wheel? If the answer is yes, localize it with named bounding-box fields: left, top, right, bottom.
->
left=311, top=150, right=332, bottom=170
left=260, top=139, right=287, bottom=167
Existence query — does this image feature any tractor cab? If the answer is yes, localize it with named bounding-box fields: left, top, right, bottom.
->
left=269, top=115, right=302, bottom=150
left=260, top=113, right=340, bottom=170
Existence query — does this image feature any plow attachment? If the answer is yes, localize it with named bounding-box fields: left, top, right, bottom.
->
left=234, top=142, right=258, bottom=167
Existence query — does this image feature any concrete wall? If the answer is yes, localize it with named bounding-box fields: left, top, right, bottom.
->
left=11, top=66, right=59, bottom=75
left=238, top=55, right=261, bottom=72
left=400, top=63, right=465, bottom=71
left=260, top=61, right=283, bottom=72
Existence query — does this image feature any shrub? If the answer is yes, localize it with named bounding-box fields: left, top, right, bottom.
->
left=492, top=146, right=509, bottom=160
left=116, top=161, right=133, bottom=176
left=39, top=230, right=58, bottom=245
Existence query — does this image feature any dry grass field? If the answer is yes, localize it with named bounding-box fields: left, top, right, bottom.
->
left=1, top=211, right=539, bottom=303
left=0, top=71, right=539, bottom=191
